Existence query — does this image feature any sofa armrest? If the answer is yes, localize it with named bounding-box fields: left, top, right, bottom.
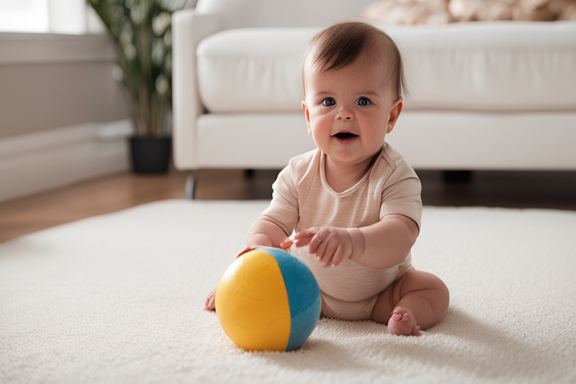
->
left=172, top=9, right=221, bottom=170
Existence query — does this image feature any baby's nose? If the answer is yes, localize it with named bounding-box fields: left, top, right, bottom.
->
left=336, top=108, right=354, bottom=121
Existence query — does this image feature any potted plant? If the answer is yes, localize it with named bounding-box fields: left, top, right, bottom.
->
left=87, top=0, right=187, bottom=173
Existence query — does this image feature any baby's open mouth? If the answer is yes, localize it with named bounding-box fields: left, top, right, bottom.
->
left=334, top=132, right=358, bottom=139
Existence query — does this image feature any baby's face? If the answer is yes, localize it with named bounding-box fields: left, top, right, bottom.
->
left=302, top=52, right=402, bottom=171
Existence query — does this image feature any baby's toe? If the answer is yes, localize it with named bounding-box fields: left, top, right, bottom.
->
left=387, top=310, right=419, bottom=336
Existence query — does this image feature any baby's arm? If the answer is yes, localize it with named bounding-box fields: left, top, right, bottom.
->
left=294, top=214, right=418, bottom=269
left=348, top=214, right=418, bottom=268
left=246, top=216, right=289, bottom=248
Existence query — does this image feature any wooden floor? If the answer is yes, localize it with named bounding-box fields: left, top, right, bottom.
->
left=1, top=167, right=575, bottom=243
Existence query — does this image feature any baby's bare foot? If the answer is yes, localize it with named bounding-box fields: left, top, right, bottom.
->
left=387, top=308, right=421, bottom=336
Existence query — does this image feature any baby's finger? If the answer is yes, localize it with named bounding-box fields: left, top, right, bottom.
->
left=331, top=245, right=345, bottom=267
left=294, top=234, right=313, bottom=247
left=205, top=296, right=214, bottom=311
left=204, top=288, right=216, bottom=311
left=293, top=228, right=315, bottom=247
left=318, top=238, right=337, bottom=267
left=309, top=228, right=329, bottom=254
left=314, top=238, right=328, bottom=265
left=294, top=227, right=316, bottom=240
left=280, top=237, right=293, bottom=250
left=327, top=240, right=340, bottom=266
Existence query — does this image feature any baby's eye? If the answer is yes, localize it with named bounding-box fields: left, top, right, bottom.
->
left=322, top=98, right=335, bottom=107
left=357, top=97, right=371, bottom=106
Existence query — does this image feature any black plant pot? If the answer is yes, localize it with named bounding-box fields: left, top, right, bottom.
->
left=129, top=137, right=171, bottom=174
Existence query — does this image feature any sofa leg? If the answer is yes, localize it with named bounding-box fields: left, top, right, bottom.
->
left=443, top=170, right=473, bottom=182
left=185, top=172, right=197, bottom=199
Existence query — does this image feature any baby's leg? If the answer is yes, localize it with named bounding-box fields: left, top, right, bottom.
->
left=371, top=269, right=449, bottom=336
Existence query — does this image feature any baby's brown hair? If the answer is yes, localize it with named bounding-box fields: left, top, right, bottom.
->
left=304, top=21, right=406, bottom=99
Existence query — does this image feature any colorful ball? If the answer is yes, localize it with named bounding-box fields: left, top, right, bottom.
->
left=215, top=248, right=321, bottom=351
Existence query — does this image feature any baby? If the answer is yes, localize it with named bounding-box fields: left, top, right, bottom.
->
left=206, top=21, right=449, bottom=336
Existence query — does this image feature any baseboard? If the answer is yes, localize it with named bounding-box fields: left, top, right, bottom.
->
left=0, top=120, right=133, bottom=202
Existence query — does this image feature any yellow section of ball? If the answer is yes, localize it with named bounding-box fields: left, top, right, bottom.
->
left=215, top=250, right=291, bottom=351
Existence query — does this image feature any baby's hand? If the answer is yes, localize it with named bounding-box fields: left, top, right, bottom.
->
left=294, top=227, right=353, bottom=267
left=280, top=235, right=294, bottom=250
left=205, top=287, right=216, bottom=311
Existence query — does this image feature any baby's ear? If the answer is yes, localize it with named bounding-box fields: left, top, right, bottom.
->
left=301, top=101, right=311, bottom=131
left=387, top=98, right=404, bottom=134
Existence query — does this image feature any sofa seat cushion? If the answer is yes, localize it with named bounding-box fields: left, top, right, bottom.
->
left=196, top=21, right=576, bottom=113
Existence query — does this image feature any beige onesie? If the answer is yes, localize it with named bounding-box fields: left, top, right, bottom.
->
left=262, top=144, right=422, bottom=321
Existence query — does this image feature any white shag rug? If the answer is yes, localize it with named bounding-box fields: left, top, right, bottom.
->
left=1, top=200, right=575, bottom=384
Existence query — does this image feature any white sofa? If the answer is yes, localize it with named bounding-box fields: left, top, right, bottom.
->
left=172, top=0, right=576, bottom=197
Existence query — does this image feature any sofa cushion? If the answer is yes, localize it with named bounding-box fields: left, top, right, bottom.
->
left=197, top=21, right=576, bottom=113
left=197, top=28, right=311, bottom=113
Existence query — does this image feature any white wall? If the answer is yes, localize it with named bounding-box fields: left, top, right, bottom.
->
left=0, top=33, right=132, bottom=201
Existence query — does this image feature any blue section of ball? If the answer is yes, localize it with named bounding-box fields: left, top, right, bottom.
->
left=264, top=248, right=321, bottom=351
